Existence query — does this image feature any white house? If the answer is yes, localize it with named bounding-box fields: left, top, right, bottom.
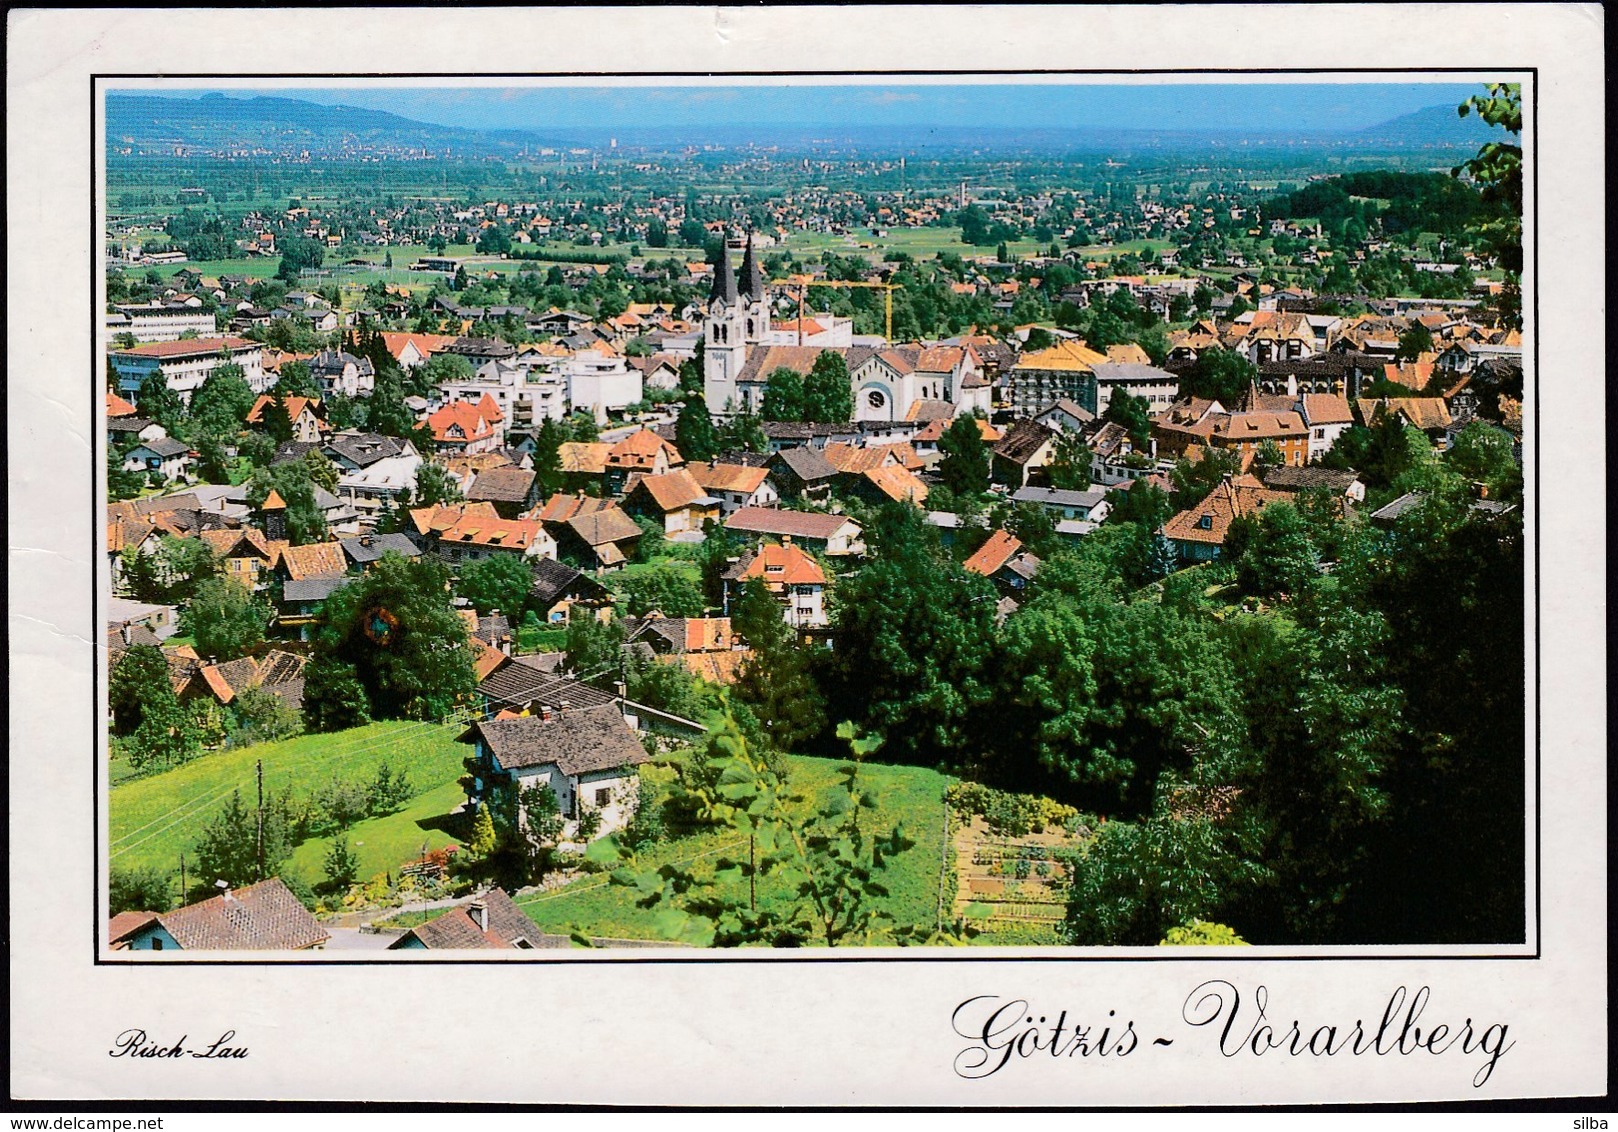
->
left=110, top=337, right=266, bottom=401
left=108, top=302, right=219, bottom=343
left=461, top=705, right=651, bottom=835
left=123, top=436, right=193, bottom=482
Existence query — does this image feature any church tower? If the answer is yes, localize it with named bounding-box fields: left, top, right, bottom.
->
left=703, top=231, right=770, bottom=414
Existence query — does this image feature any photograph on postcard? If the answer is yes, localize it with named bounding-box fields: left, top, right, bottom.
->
left=95, top=70, right=1535, bottom=963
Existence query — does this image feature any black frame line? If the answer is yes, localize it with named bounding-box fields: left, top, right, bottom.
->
left=91, top=66, right=1541, bottom=967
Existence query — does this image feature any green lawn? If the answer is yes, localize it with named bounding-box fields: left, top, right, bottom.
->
left=285, top=779, right=469, bottom=888
left=516, top=754, right=953, bottom=944
left=516, top=626, right=569, bottom=654
left=108, top=721, right=469, bottom=879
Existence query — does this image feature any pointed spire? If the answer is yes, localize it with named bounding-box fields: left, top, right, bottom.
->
left=740, top=229, right=765, bottom=301
left=709, top=236, right=737, bottom=305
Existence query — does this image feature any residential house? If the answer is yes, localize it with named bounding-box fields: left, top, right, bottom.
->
left=722, top=538, right=828, bottom=629
left=111, top=878, right=329, bottom=951
left=557, top=441, right=613, bottom=491
left=246, top=394, right=326, bottom=443
left=622, top=469, right=722, bottom=537
left=991, top=418, right=1059, bottom=488
left=411, top=503, right=556, bottom=566
left=1034, top=398, right=1097, bottom=435
left=1356, top=397, right=1453, bottom=441
left=324, top=432, right=423, bottom=520
left=604, top=428, right=685, bottom=494
left=766, top=447, right=840, bottom=503
left=377, top=331, right=457, bottom=371
left=1257, top=464, right=1366, bottom=505
left=1005, top=339, right=1107, bottom=417
left=339, top=531, right=423, bottom=570
left=198, top=527, right=277, bottom=591
left=389, top=889, right=558, bottom=950
left=123, top=436, right=194, bottom=483
left=722, top=507, right=865, bottom=557
left=686, top=462, right=780, bottom=515
left=1297, top=393, right=1355, bottom=461
left=466, top=465, right=539, bottom=520
left=529, top=558, right=613, bottom=625
left=1162, top=474, right=1291, bottom=563
left=106, top=596, right=179, bottom=641
left=856, top=463, right=931, bottom=507
left=307, top=349, right=376, bottom=398
left=427, top=396, right=506, bottom=455
left=1010, top=486, right=1112, bottom=524
left=963, top=529, right=1041, bottom=595
left=1089, top=361, right=1181, bottom=414
left=461, top=705, right=650, bottom=830
left=278, top=575, right=351, bottom=640
left=555, top=507, right=643, bottom=572
left=110, top=337, right=267, bottom=401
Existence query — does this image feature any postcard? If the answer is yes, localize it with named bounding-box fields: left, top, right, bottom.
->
left=7, top=4, right=1607, bottom=1108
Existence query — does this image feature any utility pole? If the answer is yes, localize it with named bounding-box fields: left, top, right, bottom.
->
left=749, top=832, right=756, bottom=912
left=179, top=854, right=186, bottom=905
left=255, top=759, right=265, bottom=882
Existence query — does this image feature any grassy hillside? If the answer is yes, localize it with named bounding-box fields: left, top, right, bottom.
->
left=108, top=721, right=470, bottom=882
left=517, top=753, right=952, bottom=944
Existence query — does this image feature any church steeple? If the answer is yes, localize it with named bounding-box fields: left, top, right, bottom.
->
left=709, top=238, right=738, bottom=305
left=739, top=229, right=765, bottom=300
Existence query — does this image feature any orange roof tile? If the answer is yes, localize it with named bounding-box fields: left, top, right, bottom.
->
left=963, top=529, right=1023, bottom=576
left=740, top=541, right=826, bottom=587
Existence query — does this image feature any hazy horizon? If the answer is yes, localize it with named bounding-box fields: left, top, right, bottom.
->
left=114, top=82, right=1485, bottom=135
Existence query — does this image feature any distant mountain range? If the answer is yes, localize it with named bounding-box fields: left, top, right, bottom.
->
left=105, top=92, right=1506, bottom=158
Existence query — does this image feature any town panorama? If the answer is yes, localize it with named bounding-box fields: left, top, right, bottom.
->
left=103, top=83, right=1525, bottom=953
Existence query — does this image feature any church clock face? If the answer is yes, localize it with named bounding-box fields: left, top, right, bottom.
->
left=866, top=389, right=887, bottom=410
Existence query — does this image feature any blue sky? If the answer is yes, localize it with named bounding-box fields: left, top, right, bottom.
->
left=131, top=82, right=1483, bottom=133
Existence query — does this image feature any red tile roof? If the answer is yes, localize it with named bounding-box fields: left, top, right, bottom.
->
left=964, top=529, right=1023, bottom=576
left=112, top=336, right=256, bottom=359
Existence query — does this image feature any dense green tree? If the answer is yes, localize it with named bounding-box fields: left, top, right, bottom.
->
left=826, top=503, right=998, bottom=765
left=1045, top=431, right=1093, bottom=492
left=309, top=552, right=476, bottom=722
left=619, top=566, right=705, bottom=618
left=188, top=364, right=256, bottom=437
left=109, top=866, right=174, bottom=915
left=1396, top=322, right=1434, bottom=362
left=181, top=577, right=271, bottom=662
left=718, top=408, right=768, bottom=454
left=531, top=418, right=568, bottom=498
left=413, top=462, right=464, bottom=509
left=457, top=553, right=533, bottom=618
left=322, top=834, right=360, bottom=893
left=1102, top=390, right=1152, bottom=449
left=760, top=367, right=806, bottom=422
left=674, top=396, right=719, bottom=463
left=245, top=462, right=327, bottom=546
left=801, top=352, right=853, bottom=424
left=274, top=360, right=319, bottom=399
left=563, top=616, right=627, bottom=685
left=135, top=372, right=184, bottom=434
left=1180, top=347, right=1256, bottom=405
left=730, top=577, right=825, bottom=753
left=301, top=655, right=372, bottom=733
left=937, top=414, right=991, bottom=498
left=411, top=352, right=474, bottom=400
left=190, top=787, right=292, bottom=891
left=109, top=643, right=176, bottom=736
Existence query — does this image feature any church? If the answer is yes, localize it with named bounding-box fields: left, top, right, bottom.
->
left=700, top=233, right=853, bottom=415
left=701, top=233, right=993, bottom=424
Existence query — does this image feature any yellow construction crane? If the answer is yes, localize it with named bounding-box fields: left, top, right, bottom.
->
left=775, top=275, right=901, bottom=344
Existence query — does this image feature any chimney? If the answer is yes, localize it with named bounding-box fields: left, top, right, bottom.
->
left=468, top=899, right=488, bottom=933
left=558, top=700, right=571, bottom=717
left=539, top=704, right=554, bottom=722
left=216, top=879, right=234, bottom=902
left=360, top=534, right=374, bottom=548
left=614, top=680, right=627, bottom=702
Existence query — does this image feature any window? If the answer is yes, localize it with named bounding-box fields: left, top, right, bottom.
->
left=151, top=938, right=163, bottom=951
left=595, top=787, right=611, bottom=807
left=1198, top=514, right=1213, bottom=530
